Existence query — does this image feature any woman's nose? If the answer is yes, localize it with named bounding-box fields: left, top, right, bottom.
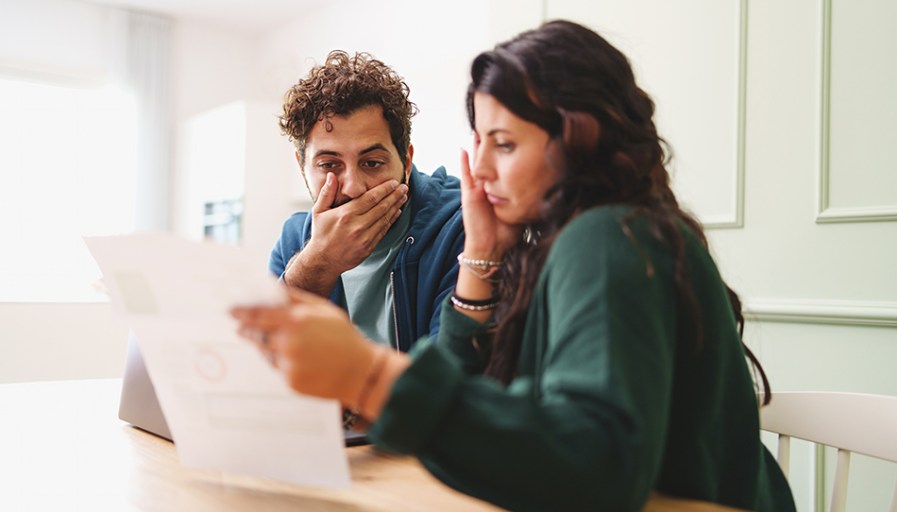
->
left=471, top=148, right=494, bottom=181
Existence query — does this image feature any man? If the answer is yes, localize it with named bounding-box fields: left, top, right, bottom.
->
left=269, top=50, right=464, bottom=353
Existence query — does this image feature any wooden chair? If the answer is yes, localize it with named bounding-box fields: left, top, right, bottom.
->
left=760, top=392, right=897, bottom=512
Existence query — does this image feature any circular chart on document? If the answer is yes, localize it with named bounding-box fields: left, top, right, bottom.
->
left=194, top=348, right=227, bottom=382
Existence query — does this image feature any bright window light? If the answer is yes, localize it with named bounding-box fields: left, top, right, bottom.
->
left=0, top=76, right=138, bottom=302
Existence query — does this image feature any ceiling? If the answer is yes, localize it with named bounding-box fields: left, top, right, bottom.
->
left=82, top=0, right=323, bottom=35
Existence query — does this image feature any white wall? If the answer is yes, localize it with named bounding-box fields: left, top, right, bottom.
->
left=0, top=0, right=124, bottom=82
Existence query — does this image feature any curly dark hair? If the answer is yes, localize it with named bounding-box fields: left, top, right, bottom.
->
left=279, top=50, right=418, bottom=167
left=468, top=20, right=771, bottom=404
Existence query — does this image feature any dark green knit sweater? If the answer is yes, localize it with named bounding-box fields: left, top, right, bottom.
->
left=369, top=206, right=795, bottom=512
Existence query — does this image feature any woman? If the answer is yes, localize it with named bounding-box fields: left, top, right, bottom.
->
left=232, top=20, right=795, bottom=511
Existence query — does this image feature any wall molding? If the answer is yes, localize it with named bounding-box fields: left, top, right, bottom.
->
left=816, top=0, right=897, bottom=224
left=705, top=0, right=747, bottom=230
left=817, top=205, right=897, bottom=223
left=744, top=299, right=897, bottom=328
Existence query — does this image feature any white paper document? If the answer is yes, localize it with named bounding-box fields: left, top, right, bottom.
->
left=84, top=233, right=351, bottom=488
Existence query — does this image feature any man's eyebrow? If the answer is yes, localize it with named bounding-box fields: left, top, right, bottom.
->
left=312, top=149, right=341, bottom=159
left=359, top=143, right=391, bottom=155
left=312, top=144, right=391, bottom=159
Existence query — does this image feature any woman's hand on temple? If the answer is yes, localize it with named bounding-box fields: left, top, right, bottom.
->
left=459, top=148, right=520, bottom=260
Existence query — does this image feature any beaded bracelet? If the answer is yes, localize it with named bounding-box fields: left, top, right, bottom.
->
left=457, top=254, right=503, bottom=281
left=457, top=254, right=502, bottom=269
left=450, top=291, right=499, bottom=311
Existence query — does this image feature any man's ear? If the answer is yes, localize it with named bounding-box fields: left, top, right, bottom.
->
left=404, top=144, right=414, bottom=182
left=295, top=150, right=308, bottom=179
left=295, top=150, right=313, bottom=199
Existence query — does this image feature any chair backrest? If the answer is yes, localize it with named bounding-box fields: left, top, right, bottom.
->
left=760, top=392, right=897, bottom=512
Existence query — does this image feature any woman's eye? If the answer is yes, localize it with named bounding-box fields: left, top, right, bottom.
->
left=496, top=142, right=515, bottom=152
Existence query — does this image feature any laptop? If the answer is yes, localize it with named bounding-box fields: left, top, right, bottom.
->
left=119, top=331, right=369, bottom=446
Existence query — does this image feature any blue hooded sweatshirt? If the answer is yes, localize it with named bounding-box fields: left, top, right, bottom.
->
left=268, top=166, right=465, bottom=352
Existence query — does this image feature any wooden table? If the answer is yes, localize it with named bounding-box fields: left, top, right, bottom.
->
left=0, top=379, right=744, bottom=511
left=0, top=378, right=502, bottom=511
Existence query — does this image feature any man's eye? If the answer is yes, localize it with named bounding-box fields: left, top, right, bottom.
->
left=362, top=160, right=385, bottom=169
left=317, top=161, right=338, bottom=169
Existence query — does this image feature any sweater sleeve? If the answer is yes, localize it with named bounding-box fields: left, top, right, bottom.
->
left=433, top=295, right=493, bottom=374
left=269, top=213, right=308, bottom=278
left=367, top=210, right=680, bottom=512
left=268, top=235, right=287, bottom=279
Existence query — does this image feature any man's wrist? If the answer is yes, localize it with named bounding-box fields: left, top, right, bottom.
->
left=284, top=247, right=340, bottom=295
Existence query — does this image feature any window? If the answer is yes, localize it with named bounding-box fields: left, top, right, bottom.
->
left=203, top=198, right=243, bottom=245
left=0, top=76, right=138, bottom=302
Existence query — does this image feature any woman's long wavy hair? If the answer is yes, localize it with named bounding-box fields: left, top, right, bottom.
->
left=467, top=20, right=770, bottom=405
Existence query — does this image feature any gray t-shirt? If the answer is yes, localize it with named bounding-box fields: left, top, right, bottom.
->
left=341, top=205, right=412, bottom=348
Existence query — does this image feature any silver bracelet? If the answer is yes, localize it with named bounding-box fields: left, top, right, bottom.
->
left=457, top=254, right=502, bottom=282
